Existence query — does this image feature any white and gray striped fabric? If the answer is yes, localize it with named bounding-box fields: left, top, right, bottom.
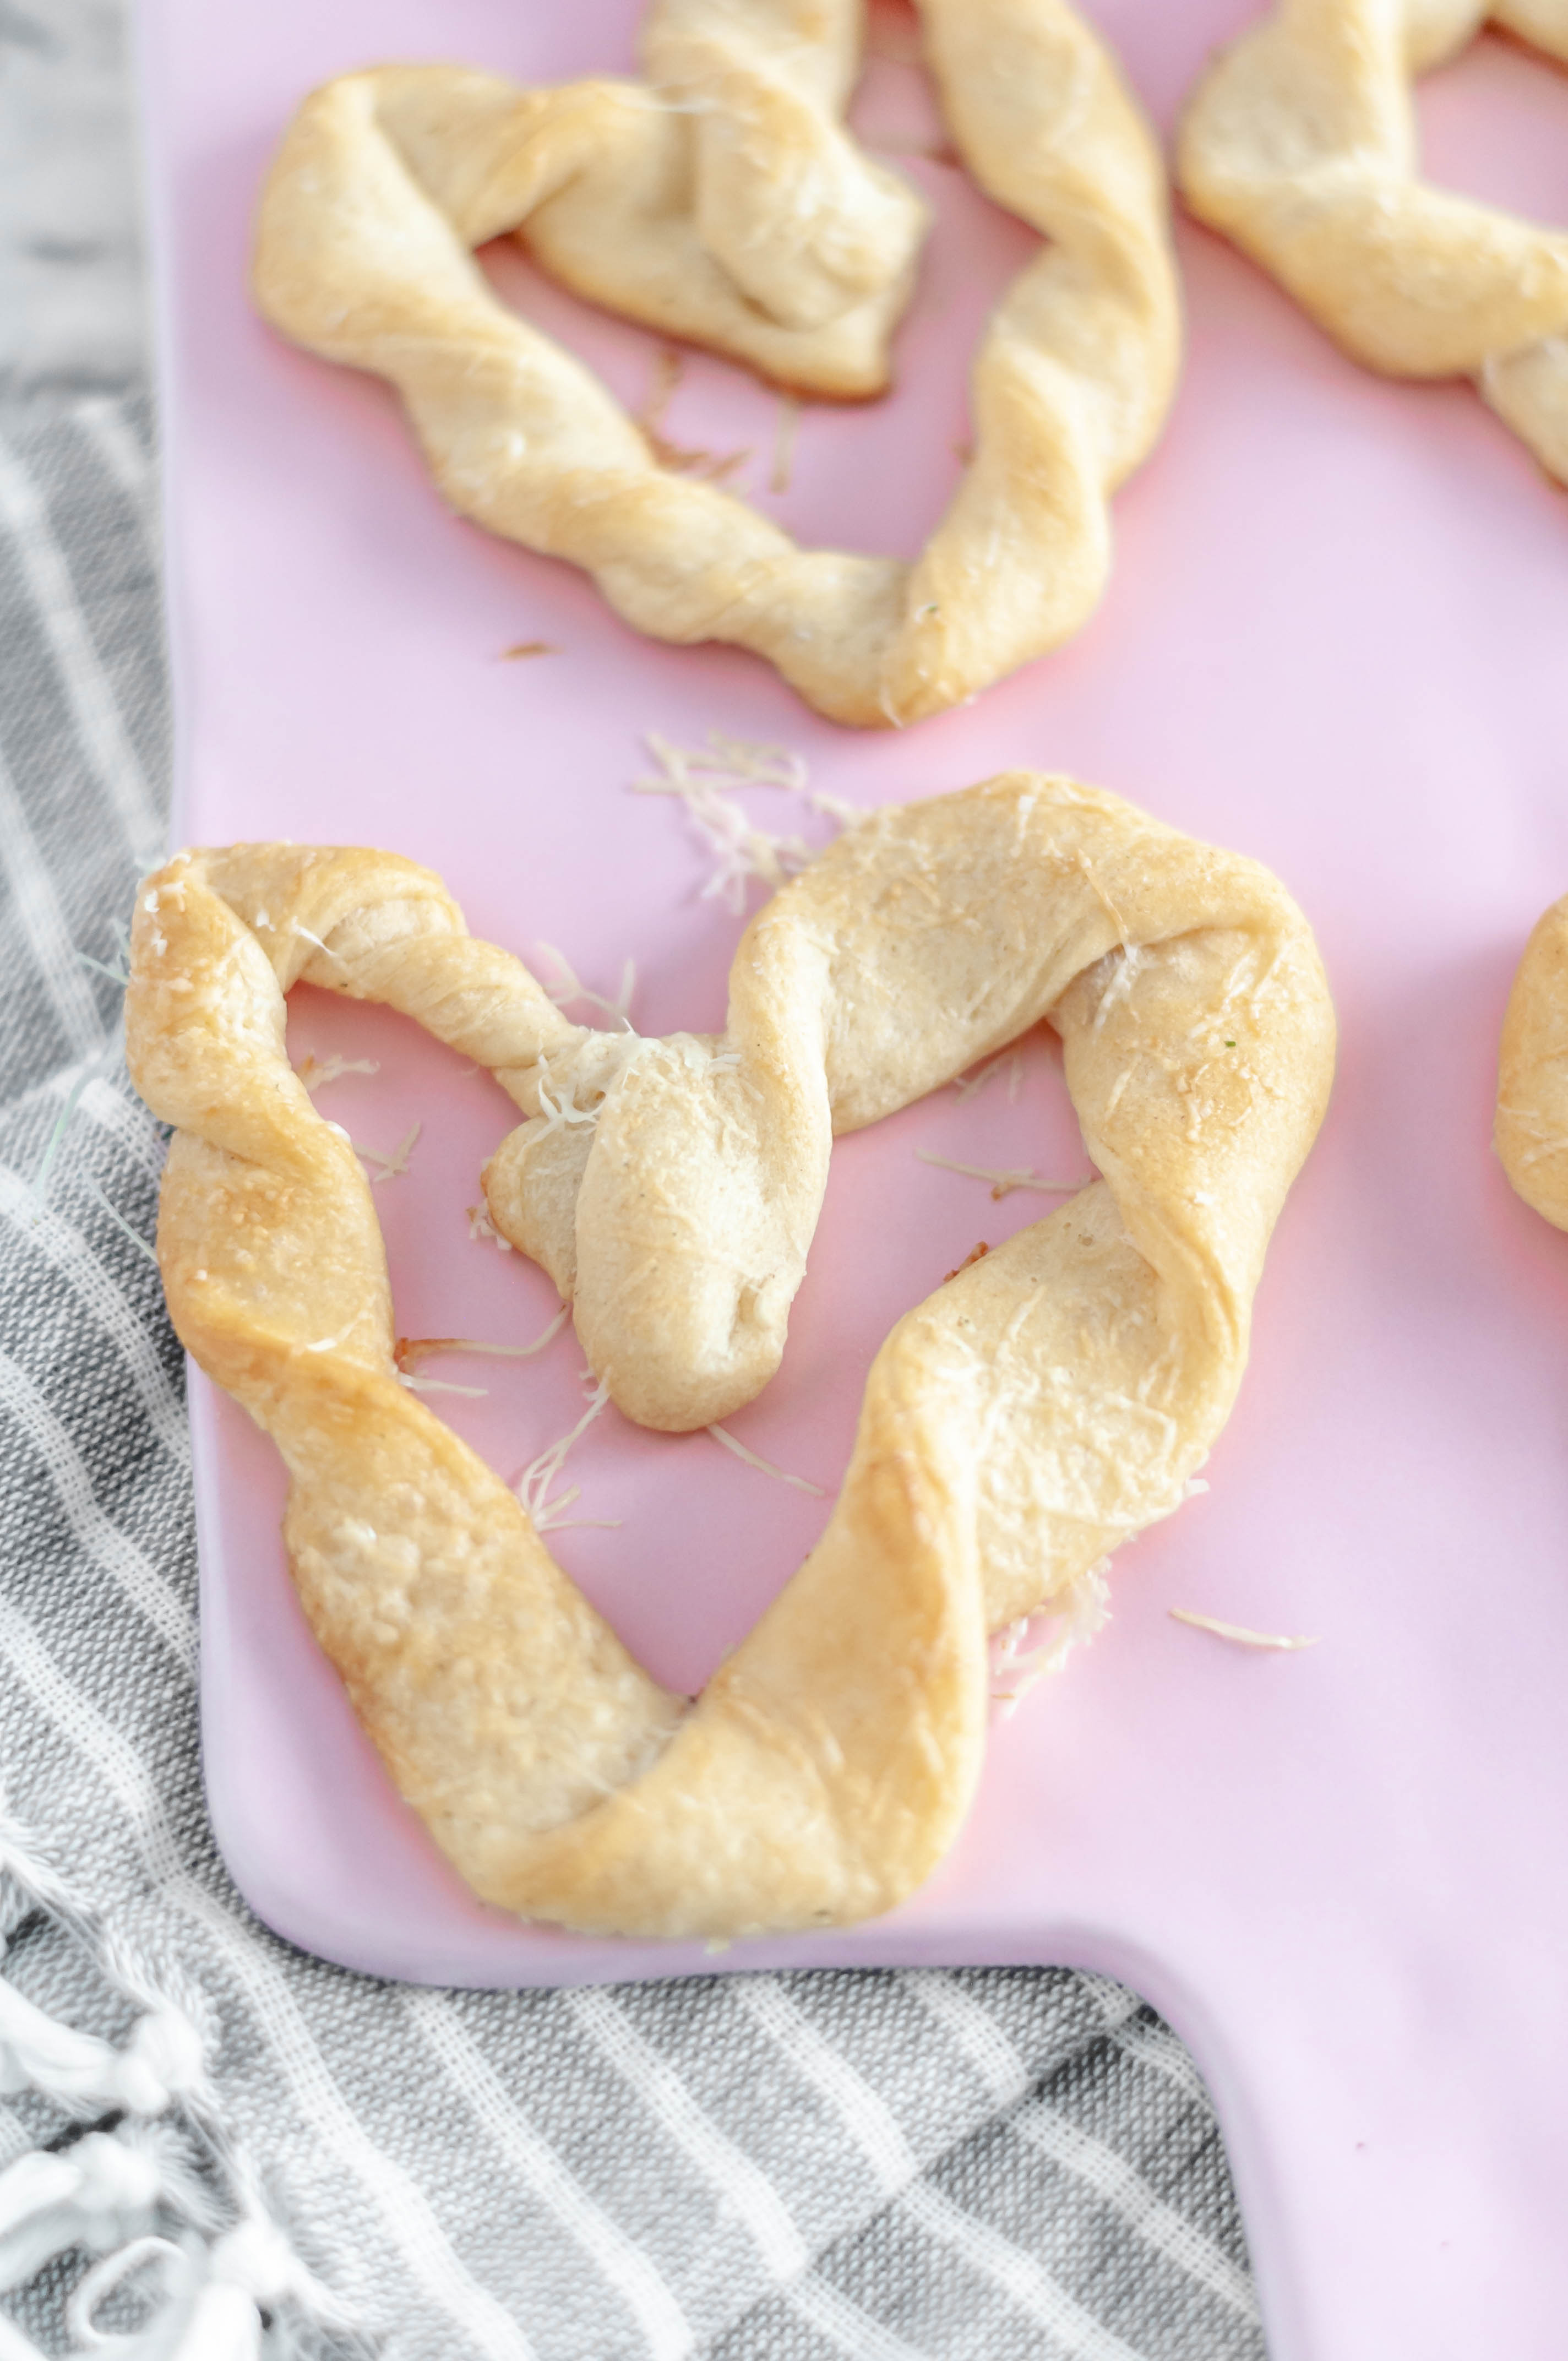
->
left=0, top=390, right=1265, bottom=2359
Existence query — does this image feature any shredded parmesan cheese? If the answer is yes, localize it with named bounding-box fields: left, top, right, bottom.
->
left=77, top=949, right=129, bottom=987
left=291, top=922, right=343, bottom=969
left=467, top=1202, right=513, bottom=1252
left=632, top=730, right=862, bottom=913
left=533, top=1035, right=650, bottom=1141
left=990, top=1561, right=1112, bottom=1714
left=83, top=1180, right=159, bottom=1267
left=707, top=1422, right=824, bottom=1497
left=395, top=1305, right=569, bottom=1371
left=1169, top=1609, right=1319, bottom=1651
left=916, top=1150, right=1090, bottom=1201
left=32, top=1051, right=113, bottom=1205
left=294, top=1054, right=380, bottom=1093
left=398, top=1373, right=488, bottom=1399
left=952, top=1050, right=1024, bottom=1103
left=516, top=1380, right=621, bottom=1533
left=536, top=944, right=636, bottom=1031
left=358, top=1123, right=420, bottom=1184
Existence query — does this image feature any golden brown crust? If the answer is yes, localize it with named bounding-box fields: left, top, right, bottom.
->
left=126, top=777, right=1334, bottom=1940
left=251, top=0, right=1182, bottom=726
left=1177, top=0, right=1568, bottom=483
left=1498, top=895, right=1568, bottom=1227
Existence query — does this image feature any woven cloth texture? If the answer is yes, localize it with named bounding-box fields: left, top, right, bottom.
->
left=0, top=389, right=1265, bottom=2360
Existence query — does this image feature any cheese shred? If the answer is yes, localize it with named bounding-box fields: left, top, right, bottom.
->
left=536, top=945, right=636, bottom=1031
left=952, top=1050, right=1023, bottom=1103
left=358, top=1123, right=420, bottom=1184
left=1169, top=1608, right=1319, bottom=1651
left=632, top=730, right=861, bottom=914
left=83, top=1180, right=160, bottom=1267
left=990, top=1562, right=1113, bottom=1715
left=916, top=1150, right=1089, bottom=1201
left=295, top=1054, right=380, bottom=1092
left=78, top=949, right=130, bottom=987
left=707, top=1422, right=825, bottom=1497
left=32, top=1052, right=113, bottom=1206
left=517, top=1380, right=622, bottom=1533
left=396, top=1305, right=569, bottom=1370
left=466, top=1202, right=514, bottom=1252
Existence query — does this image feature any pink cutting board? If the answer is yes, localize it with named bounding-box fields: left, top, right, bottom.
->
left=135, top=2, right=1568, bottom=2353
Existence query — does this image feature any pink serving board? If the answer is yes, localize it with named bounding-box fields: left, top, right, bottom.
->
left=136, top=3, right=1568, bottom=2354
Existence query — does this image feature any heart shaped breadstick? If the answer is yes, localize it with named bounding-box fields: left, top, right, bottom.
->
left=127, top=777, right=1333, bottom=1940
left=1178, top=0, right=1568, bottom=484
left=252, top=0, right=1180, bottom=725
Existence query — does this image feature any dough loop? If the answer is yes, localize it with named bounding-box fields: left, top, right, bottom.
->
left=126, top=776, right=1333, bottom=1939
left=252, top=0, right=1180, bottom=725
left=1179, top=0, right=1568, bottom=483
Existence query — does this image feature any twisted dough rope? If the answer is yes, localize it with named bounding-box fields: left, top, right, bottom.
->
left=251, top=0, right=1180, bottom=728
left=1178, top=0, right=1568, bottom=483
left=126, top=777, right=1333, bottom=1940
left=1498, top=895, right=1568, bottom=1226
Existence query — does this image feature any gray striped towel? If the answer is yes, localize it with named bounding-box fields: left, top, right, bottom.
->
left=0, top=389, right=1264, bottom=2359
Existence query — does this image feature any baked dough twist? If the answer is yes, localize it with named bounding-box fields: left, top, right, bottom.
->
left=1498, top=895, right=1568, bottom=1226
left=126, top=777, right=1333, bottom=1939
left=1178, top=0, right=1568, bottom=484
left=251, top=0, right=1180, bottom=727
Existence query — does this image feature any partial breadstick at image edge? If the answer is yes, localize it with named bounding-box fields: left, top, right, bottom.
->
left=250, top=0, right=1180, bottom=726
left=1498, top=894, right=1568, bottom=1228
left=124, top=775, right=1334, bottom=1941
left=1177, top=0, right=1568, bottom=484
